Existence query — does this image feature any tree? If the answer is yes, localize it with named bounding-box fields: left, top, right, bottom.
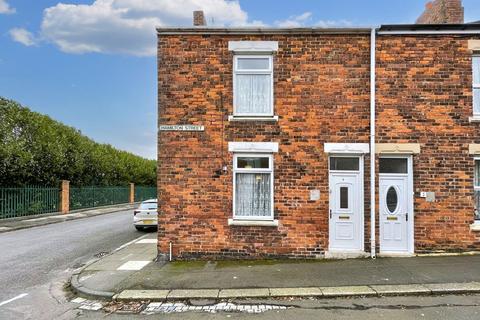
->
left=0, top=97, right=156, bottom=186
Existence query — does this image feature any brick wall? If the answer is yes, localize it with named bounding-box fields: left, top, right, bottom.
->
left=376, top=35, right=480, bottom=252
left=157, top=34, right=372, bottom=259
left=158, top=32, right=480, bottom=259
left=416, top=0, right=464, bottom=24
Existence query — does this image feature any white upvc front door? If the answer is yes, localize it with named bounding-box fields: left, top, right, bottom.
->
left=328, top=156, right=364, bottom=252
left=379, top=156, right=414, bottom=255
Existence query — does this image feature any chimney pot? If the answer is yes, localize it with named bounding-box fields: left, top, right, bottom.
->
left=193, top=10, right=206, bottom=26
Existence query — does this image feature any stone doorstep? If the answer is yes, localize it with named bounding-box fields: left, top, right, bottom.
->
left=113, top=283, right=480, bottom=301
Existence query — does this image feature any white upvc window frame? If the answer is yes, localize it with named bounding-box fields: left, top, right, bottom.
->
left=233, top=55, right=274, bottom=117
left=232, top=153, right=274, bottom=221
left=472, top=55, right=480, bottom=118
left=474, top=158, right=480, bottom=222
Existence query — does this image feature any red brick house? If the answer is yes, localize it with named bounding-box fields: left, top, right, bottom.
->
left=157, top=1, right=480, bottom=259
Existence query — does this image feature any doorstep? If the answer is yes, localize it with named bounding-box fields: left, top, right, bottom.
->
left=324, top=250, right=370, bottom=259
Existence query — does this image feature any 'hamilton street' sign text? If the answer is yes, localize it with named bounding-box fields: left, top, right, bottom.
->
left=158, top=125, right=205, bottom=131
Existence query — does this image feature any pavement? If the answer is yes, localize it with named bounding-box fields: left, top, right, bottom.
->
left=0, top=203, right=138, bottom=233
left=71, top=236, right=480, bottom=302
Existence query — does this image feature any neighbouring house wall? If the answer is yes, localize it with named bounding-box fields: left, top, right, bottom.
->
left=157, top=34, right=372, bottom=259
left=376, top=35, right=480, bottom=252
left=416, top=0, right=464, bottom=24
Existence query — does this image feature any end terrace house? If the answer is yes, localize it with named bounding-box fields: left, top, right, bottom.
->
left=157, top=3, right=480, bottom=260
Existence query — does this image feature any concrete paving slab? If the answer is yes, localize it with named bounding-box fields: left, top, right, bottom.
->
left=424, top=282, right=480, bottom=294
left=370, top=284, right=431, bottom=295
left=218, top=288, right=270, bottom=298
left=117, top=260, right=151, bottom=270
left=321, top=286, right=377, bottom=297
left=79, top=270, right=136, bottom=292
left=136, top=239, right=157, bottom=244
left=269, top=287, right=323, bottom=297
left=116, top=290, right=169, bottom=301
left=85, top=258, right=129, bottom=271
left=167, top=289, right=219, bottom=299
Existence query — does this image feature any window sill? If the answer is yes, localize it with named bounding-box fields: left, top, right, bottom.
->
left=228, top=115, right=279, bottom=122
left=469, top=116, right=480, bottom=123
left=228, top=218, right=279, bottom=227
left=470, top=222, right=480, bottom=231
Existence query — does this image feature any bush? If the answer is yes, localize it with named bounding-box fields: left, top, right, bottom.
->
left=0, top=97, right=156, bottom=186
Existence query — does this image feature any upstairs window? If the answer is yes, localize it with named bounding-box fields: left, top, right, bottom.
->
left=473, top=56, right=480, bottom=116
left=233, top=55, right=273, bottom=116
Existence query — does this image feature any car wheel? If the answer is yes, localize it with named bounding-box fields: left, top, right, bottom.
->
left=135, top=226, right=144, bottom=231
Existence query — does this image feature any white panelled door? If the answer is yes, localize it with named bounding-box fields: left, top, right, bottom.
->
left=379, top=157, right=413, bottom=254
left=328, top=156, right=363, bottom=252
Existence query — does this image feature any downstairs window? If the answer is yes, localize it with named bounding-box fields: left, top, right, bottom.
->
left=233, top=154, right=273, bottom=220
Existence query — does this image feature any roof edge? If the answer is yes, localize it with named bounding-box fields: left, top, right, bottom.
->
left=379, top=23, right=480, bottom=32
left=156, top=27, right=372, bottom=35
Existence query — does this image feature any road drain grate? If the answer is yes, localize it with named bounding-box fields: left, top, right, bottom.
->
left=94, top=251, right=109, bottom=258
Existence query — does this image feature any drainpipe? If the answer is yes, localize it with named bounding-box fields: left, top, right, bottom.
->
left=370, top=28, right=376, bottom=258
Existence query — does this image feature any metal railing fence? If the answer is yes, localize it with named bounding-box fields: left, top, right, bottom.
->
left=134, top=186, right=157, bottom=202
left=0, top=186, right=60, bottom=219
left=69, top=186, right=130, bottom=211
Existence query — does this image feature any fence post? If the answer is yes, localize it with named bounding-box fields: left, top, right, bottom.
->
left=130, top=183, right=135, bottom=204
left=61, top=180, right=70, bottom=214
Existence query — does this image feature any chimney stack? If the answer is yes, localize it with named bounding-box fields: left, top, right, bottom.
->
left=416, top=0, right=464, bottom=24
left=193, top=10, right=206, bottom=26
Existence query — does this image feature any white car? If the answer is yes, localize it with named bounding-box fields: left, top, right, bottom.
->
left=133, top=199, right=158, bottom=231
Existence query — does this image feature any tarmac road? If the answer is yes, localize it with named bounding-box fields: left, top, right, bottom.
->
left=0, top=209, right=148, bottom=319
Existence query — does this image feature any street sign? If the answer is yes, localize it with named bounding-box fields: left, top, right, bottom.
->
left=158, top=125, right=204, bottom=131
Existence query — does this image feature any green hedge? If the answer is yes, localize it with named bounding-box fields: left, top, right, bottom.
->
left=0, top=97, right=156, bottom=187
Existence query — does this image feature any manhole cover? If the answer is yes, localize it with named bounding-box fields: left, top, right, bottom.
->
left=94, top=251, right=109, bottom=258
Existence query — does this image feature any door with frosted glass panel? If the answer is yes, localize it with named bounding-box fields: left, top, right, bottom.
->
left=379, top=157, right=412, bottom=254
left=328, top=157, right=363, bottom=251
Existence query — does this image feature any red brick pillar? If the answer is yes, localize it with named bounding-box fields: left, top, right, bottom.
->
left=130, top=183, right=135, bottom=203
left=60, top=180, right=70, bottom=214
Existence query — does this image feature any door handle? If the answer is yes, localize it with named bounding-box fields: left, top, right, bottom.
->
left=330, top=209, right=332, bottom=219
left=406, top=212, right=408, bottom=221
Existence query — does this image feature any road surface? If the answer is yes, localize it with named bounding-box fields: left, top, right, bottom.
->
left=0, top=209, right=146, bottom=319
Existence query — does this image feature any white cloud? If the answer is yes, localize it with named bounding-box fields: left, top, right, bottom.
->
left=27, top=2, right=354, bottom=56
left=9, top=28, right=37, bottom=46
left=274, top=12, right=353, bottom=29
left=0, top=0, right=15, bottom=14
left=39, top=0, right=258, bottom=56
left=274, top=12, right=312, bottom=27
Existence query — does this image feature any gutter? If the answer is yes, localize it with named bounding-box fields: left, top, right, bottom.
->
left=378, top=30, right=480, bottom=35
left=156, top=27, right=372, bottom=35
left=370, top=28, right=376, bottom=258
left=378, top=23, right=480, bottom=35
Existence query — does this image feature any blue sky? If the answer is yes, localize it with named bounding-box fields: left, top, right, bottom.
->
left=1, top=0, right=480, bottom=160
